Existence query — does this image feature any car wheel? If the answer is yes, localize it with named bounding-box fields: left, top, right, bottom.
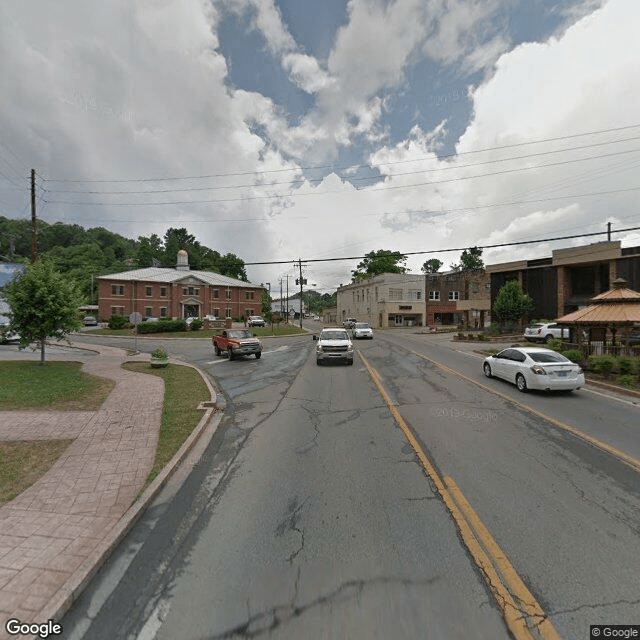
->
left=214, top=343, right=221, bottom=356
left=316, top=358, right=322, bottom=366
left=228, top=347, right=235, bottom=361
left=516, top=373, right=528, bottom=392
left=347, top=359, right=354, bottom=366
left=255, top=352, right=261, bottom=359
left=545, top=334, right=553, bottom=343
left=483, top=363, right=492, bottom=378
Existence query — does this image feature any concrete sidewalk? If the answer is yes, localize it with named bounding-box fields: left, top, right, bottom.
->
left=0, top=340, right=217, bottom=639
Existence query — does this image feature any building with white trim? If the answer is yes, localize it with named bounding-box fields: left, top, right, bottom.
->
left=97, top=250, right=265, bottom=321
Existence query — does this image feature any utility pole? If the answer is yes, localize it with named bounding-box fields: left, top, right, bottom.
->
left=607, top=221, right=612, bottom=242
left=298, top=258, right=304, bottom=329
left=279, top=279, right=283, bottom=315
left=30, top=169, right=37, bottom=263
left=285, top=275, right=291, bottom=321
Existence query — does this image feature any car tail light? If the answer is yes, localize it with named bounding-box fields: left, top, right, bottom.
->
left=531, top=364, right=547, bottom=375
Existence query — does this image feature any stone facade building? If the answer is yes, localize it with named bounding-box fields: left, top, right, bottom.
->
left=337, top=273, right=425, bottom=328
left=97, top=250, right=265, bottom=322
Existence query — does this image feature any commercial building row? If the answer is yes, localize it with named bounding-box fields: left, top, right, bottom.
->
left=337, top=241, right=640, bottom=329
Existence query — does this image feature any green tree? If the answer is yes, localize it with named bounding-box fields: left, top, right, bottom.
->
left=136, top=234, right=164, bottom=267
left=451, top=246, right=484, bottom=271
left=4, top=259, right=83, bottom=363
left=352, top=250, right=407, bottom=281
left=261, top=289, right=272, bottom=320
left=421, top=258, right=443, bottom=274
left=492, top=280, right=534, bottom=330
left=218, top=253, right=247, bottom=281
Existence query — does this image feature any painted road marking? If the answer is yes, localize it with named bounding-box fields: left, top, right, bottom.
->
left=407, top=348, right=640, bottom=475
left=359, top=352, right=560, bottom=640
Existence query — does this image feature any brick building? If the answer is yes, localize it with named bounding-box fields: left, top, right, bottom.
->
left=425, top=269, right=491, bottom=327
left=485, top=241, right=640, bottom=324
left=97, top=250, right=265, bottom=322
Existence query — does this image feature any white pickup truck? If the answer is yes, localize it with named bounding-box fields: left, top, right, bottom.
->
left=523, top=322, right=569, bottom=343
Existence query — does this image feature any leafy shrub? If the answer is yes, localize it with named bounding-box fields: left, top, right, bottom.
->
left=476, top=333, right=488, bottom=341
left=138, top=319, right=187, bottom=334
left=488, top=323, right=500, bottom=336
left=560, top=349, right=584, bottom=364
left=190, top=319, right=203, bottom=331
left=108, top=315, right=128, bottom=330
left=546, top=338, right=563, bottom=351
left=616, top=374, right=637, bottom=389
left=617, top=356, right=634, bottom=375
left=151, top=347, right=167, bottom=358
left=588, top=355, right=616, bottom=377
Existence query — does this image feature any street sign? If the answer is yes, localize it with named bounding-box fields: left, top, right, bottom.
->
left=129, top=312, right=142, bottom=325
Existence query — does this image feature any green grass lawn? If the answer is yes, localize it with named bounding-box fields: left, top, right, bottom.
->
left=0, top=360, right=115, bottom=506
left=0, top=361, right=115, bottom=410
left=85, top=324, right=308, bottom=339
left=0, top=359, right=211, bottom=506
left=0, top=440, right=73, bottom=506
left=123, top=362, right=211, bottom=484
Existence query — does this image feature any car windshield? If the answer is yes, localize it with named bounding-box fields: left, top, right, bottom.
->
left=322, top=331, right=348, bottom=340
left=228, top=330, right=253, bottom=339
left=354, top=323, right=370, bottom=329
left=528, top=352, right=570, bottom=363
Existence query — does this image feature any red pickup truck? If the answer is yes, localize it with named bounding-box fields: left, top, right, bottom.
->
left=212, top=329, right=262, bottom=360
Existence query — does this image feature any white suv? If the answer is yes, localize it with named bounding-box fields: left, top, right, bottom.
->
left=523, top=322, right=569, bottom=343
left=315, top=328, right=354, bottom=365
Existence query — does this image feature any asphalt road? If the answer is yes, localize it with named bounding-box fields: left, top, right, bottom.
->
left=59, top=329, right=640, bottom=639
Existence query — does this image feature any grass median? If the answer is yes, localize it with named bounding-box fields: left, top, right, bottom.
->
left=123, top=362, right=211, bottom=485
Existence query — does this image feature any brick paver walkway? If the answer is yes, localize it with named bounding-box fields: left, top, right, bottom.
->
left=0, top=342, right=164, bottom=638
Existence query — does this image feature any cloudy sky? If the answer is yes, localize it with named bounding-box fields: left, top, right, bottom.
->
left=1, top=0, right=639, bottom=292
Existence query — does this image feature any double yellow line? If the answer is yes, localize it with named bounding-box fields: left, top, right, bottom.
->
left=359, top=352, right=561, bottom=640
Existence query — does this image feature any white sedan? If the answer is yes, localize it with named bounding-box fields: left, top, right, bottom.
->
left=483, top=347, right=584, bottom=392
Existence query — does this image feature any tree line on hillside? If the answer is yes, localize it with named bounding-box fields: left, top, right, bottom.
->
left=0, top=217, right=247, bottom=302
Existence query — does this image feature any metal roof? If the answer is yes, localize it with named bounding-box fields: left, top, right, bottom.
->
left=97, top=267, right=261, bottom=289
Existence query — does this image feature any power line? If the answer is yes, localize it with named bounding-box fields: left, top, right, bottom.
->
left=41, top=147, right=640, bottom=207
left=37, top=184, right=640, bottom=226
left=242, top=224, right=640, bottom=265
left=40, top=122, right=640, bottom=184
left=40, top=135, right=640, bottom=196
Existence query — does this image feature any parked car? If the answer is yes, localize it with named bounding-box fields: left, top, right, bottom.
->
left=627, top=329, right=640, bottom=347
left=83, top=315, right=98, bottom=326
left=352, top=322, right=373, bottom=339
left=247, top=315, right=266, bottom=327
left=483, top=347, right=584, bottom=393
left=0, top=327, right=20, bottom=344
left=523, top=322, right=569, bottom=343
left=314, top=328, right=354, bottom=365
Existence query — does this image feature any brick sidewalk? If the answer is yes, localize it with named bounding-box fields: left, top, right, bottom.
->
left=0, top=342, right=165, bottom=639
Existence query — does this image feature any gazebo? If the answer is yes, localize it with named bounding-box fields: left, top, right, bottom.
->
left=555, top=277, right=640, bottom=354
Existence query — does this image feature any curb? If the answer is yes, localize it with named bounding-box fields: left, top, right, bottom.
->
left=39, top=359, right=223, bottom=624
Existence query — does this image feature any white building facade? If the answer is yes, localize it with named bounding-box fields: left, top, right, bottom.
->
left=337, top=273, right=425, bottom=329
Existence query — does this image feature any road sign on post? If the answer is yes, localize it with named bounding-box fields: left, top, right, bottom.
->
left=129, top=312, right=142, bottom=353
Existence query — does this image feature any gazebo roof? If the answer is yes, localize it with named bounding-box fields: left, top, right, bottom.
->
left=556, top=277, right=640, bottom=325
